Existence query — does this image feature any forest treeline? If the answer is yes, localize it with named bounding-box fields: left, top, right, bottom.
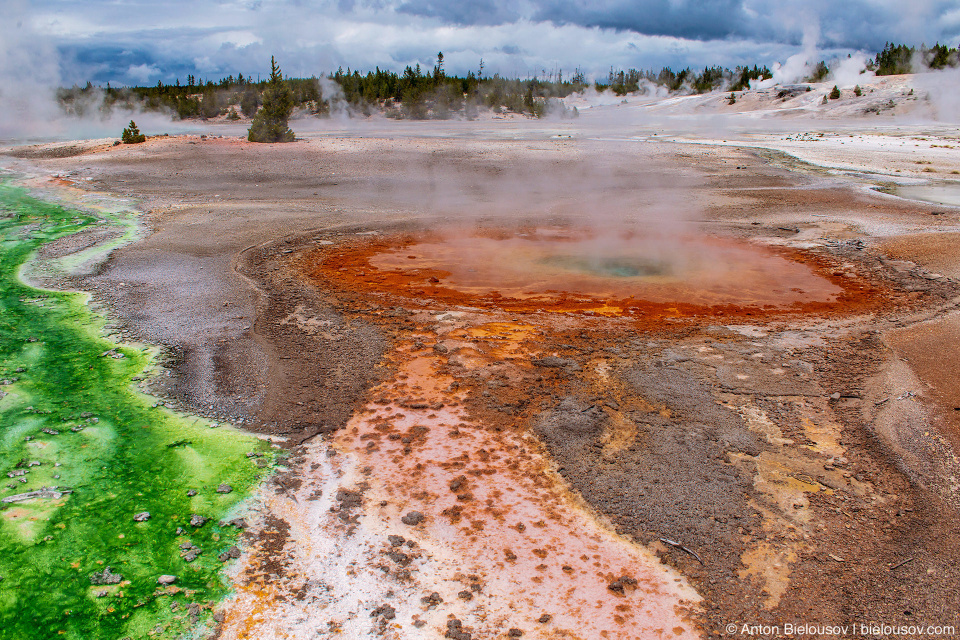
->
left=55, top=40, right=959, bottom=122
left=870, top=42, right=960, bottom=75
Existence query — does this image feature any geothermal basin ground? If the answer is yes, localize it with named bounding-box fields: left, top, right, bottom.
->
left=3, top=96, right=960, bottom=639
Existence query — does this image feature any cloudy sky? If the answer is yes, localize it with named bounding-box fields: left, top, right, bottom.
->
left=6, top=0, right=960, bottom=87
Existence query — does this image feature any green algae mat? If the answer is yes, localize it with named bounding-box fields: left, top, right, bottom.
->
left=0, top=181, right=270, bottom=639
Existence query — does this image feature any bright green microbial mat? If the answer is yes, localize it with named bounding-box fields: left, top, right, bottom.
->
left=0, top=181, right=271, bottom=639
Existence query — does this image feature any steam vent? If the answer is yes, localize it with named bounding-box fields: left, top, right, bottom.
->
left=4, top=69, right=960, bottom=640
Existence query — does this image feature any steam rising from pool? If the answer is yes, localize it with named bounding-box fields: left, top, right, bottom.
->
left=367, top=227, right=843, bottom=309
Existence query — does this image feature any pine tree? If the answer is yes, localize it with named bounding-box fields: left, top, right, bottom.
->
left=247, top=56, right=295, bottom=143
left=121, top=120, right=146, bottom=144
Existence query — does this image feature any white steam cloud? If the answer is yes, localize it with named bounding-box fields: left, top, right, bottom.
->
left=914, top=66, right=960, bottom=122
left=752, top=22, right=821, bottom=89
left=828, top=53, right=874, bottom=88
left=317, top=75, right=350, bottom=119
left=0, top=0, right=186, bottom=144
left=0, top=0, right=63, bottom=141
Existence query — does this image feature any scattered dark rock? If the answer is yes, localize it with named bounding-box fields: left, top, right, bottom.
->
left=216, top=484, right=233, bottom=494
left=190, top=514, right=208, bottom=527
left=446, top=618, right=471, bottom=640
left=336, top=488, right=363, bottom=510
left=219, top=517, right=248, bottom=529
left=89, top=566, right=123, bottom=585
left=421, top=591, right=443, bottom=607
left=537, top=614, right=552, bottom=623
left=457, top=589, right=473, bottom=601
left=386, top=550, right=411, bottom=566
left=179, top=541, right=202, bottom=562
left=133, top=512, right=151, bottom=522
left=387, top=534, right=405, bottom=547
left=607, top=575, right=638, bottom=595
left=401, top=511, right=424, bottom=526
left=187, top=489, right=197, bottom=497
left=449, top=475, right=466, bottom=492
left=370, top=603, right=397, bottom=620
left=218, top=546, right=242, bottom=562
left=508, top=629, right=524, bottom=637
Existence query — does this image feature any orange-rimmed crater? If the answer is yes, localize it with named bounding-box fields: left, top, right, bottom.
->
left=303, top=226, right=880, bottom=321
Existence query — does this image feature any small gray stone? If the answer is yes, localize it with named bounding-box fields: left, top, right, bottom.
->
left=133, top=512, right=151, bottom=522
left=189, top=514, right=207, bottom=527
left=218, top=546, right=242, bottom=562
left=219, top=517, right=247, bottom=529
left=215, top=484, right=232, bottom=494
left=157, top=575, right=177, bottom=585
left=401, top=511, right=424, bottom=526
left=89, top=566, right=123, bottom=585
left=370, top=603, right=396, bottom=620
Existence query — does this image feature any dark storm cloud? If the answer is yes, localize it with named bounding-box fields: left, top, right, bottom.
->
left=529, top=0, right=752, bottom=41
left=9, top=0, right=960, bottom=87
left=396, top=0, right=522, bottom=26
left=395, top=0, right=960, bottom=50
